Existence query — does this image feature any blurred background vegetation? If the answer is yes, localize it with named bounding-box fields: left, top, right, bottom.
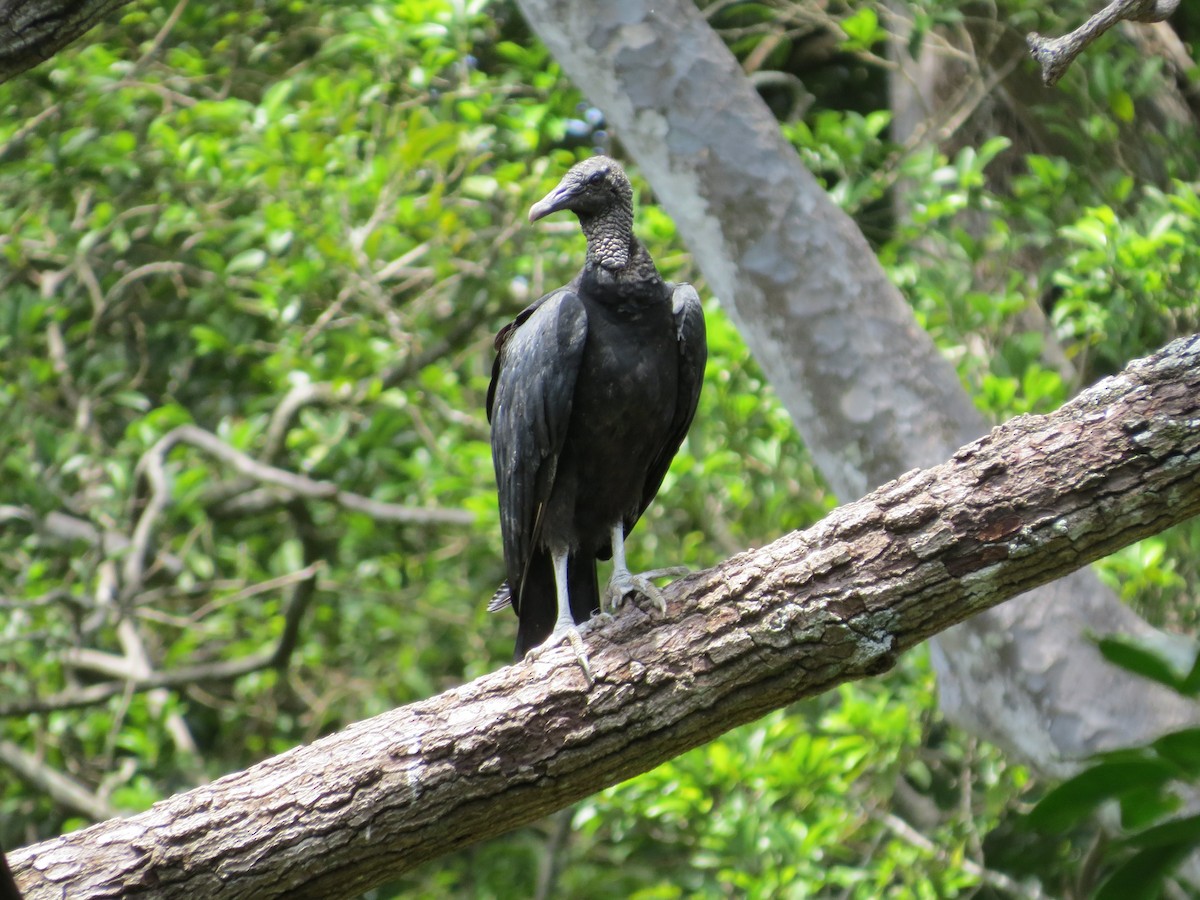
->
left=1, top=0, right=1199, bottom=896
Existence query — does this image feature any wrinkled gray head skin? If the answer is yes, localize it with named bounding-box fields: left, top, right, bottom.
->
left=528, top=156, right=634, bottom=224
left=528, top=156, right=642, bottom=272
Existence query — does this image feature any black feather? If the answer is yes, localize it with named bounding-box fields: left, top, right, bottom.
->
left=488, top=156, right=706, bottom=658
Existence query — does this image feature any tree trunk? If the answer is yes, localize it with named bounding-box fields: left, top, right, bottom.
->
left=513, top=0, right=1200, bottom=774
left=12, top=334, right=1200, bottom=899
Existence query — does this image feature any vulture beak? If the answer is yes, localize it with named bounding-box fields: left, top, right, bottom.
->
left=528, top=182, right=579, bottom=223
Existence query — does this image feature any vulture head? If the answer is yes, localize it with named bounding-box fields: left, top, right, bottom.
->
left=528, top=156, right=633, bottom=224
left=529, top=156, right=639, bottom=271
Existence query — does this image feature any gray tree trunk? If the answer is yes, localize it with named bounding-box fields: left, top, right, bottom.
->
left=514, top=0, right=1200, bottom=775
left=12, top=334, right=1200, bottom=899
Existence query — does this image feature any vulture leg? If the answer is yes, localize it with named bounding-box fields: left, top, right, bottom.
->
left=602, top=522, right=686, bottom=615
left=525, top=546, right=593, bottom=682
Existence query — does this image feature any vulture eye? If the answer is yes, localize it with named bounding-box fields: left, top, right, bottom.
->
left=588, top=170, right=605, bottom=186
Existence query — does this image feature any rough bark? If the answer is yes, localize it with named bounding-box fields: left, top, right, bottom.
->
left=12, top=335, right=1200, bottom=899
left=0, top=0, right=133, bottom=82
left=513, top=0, right=1200, bottom=774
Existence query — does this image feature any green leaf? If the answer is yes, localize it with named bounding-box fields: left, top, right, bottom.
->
left=1110, top=89, right=1135, bottom=123
left=1152, top=728, right=1200, bottom=775
left=226, top=248, right=268, bottom=274
left=840, top=8, right=881, bottom=51
left=1061, top=216, right=1110, bottom=251
left=261, top=78, right=294, bottom=115
left=1182, top=651, right=1200, bottom=695
left=112, top=390, right=150, bottom=411
left=1026, top=759, right=1176, bottom=831
left=191, top=324, right=229, bottom=353
left=1118, top=785, right=1178, bottom=831
left=1096, top=843, right=1190, bottom=900
left=976, top=136, right=1013, bottom=168
left=1124, top=812, right=1200, bottom=849
left=1098, top=637, right=1189, bottom=692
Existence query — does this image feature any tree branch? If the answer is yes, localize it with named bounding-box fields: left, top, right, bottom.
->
left=1027, top=0, right=1181, bottom=87
left=11, top=334, right=1200, bottom=899
left=0, top=739, right=121, bottom=823
left=0, top=563, right=325, bottom=716
left=136, top=424, right=474, bottom=532
left=0, top=0, right=134, bottom=83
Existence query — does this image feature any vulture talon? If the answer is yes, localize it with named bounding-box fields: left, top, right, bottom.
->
left=604, top=566, right=687, bottom=616
left=525, top=623, right=593, bottom=685
left=601, top=523, right=684, bottom=615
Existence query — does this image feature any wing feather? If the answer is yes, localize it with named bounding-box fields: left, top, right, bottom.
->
left=488, top=289, right=588, bottom=613
left=633, top=282, right=707, bottom=525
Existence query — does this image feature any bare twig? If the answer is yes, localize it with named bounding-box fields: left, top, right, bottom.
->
left=98, top=559, right=200, bottom=757
left=101, top=260, right=191, bottom=306
left=261, top=382, right=343, bottom=463
left=59, top=647, right=144, bottom=680
left=0, top=588, right=80, bottom=611
left=0, top=655, right=259, bottom=715
left=200, top=476, right=473, bottom=523
left=0, top=104, right=60, bottom=163
left=374, top=241, right=432, bottom=283
left=121, top=0, right=189, bottom=80
left=131, top=422, right=468, bottom=564
left=187, top=562, right=325, bottom=623
left=136, top=424, right=473, bottom=524
left=1027, top=0, right=1181, bottom=87
left=878, top=811, right=1051, bottom=899
left=0, top=739, right=122, bottom=822
left=125, top=433, right=175, bottom=600
left=334, top=491, right=472, bottom=524
left=0, top=505, right=32, bottom=524
left=1, top=563, right=320, bottom=717
left=533, top=808, right=575, bottom=900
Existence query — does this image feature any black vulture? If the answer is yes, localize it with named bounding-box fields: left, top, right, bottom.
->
left=487, top=156, right=707, bottom=671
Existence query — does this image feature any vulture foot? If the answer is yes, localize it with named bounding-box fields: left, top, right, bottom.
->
left=526, top=624, right=593, bottom=685
left=603, top=566, right=687, bottom=616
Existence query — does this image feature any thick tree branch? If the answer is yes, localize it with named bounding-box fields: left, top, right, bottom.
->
left=12, top=335, right=1200, bottom=899
left=0, top=0, right=133, bottom=83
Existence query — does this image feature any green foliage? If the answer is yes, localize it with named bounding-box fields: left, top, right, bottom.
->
left=855, top=9, right=1200, bottom=632
left=1051, top=183, right=1200, bottom=377
left=1097, top=636, right=1200, bottom=699
left=839, top=8, right=886, bottom=54
left=2, top=0, right=1199, bottom=897
left=783, top=109, right=895, bottom=213
left=1, top=0, right=586, bottom=841
left=1021, top=638, right=1200, bottom=898
left=1, top=0, right=832, bottom=886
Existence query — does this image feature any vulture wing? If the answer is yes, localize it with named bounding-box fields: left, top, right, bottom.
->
left=488, top=288, right=588, bottom=612
left=629, top=282, right=707, bottom=533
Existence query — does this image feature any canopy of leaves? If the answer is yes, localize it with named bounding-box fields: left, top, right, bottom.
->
left=1, top=0, right=1198, bottom=897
